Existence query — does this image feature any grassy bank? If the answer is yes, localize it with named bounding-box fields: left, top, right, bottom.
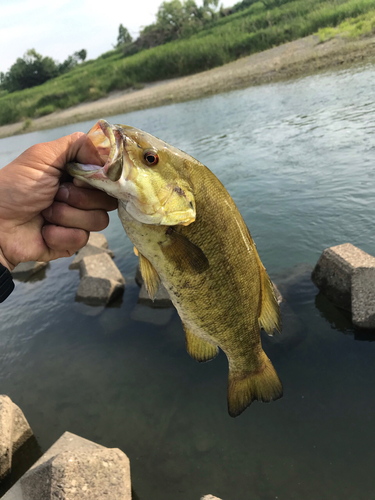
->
left=1, top=0, right=375, bottom=127
left=318, top=7, right=375, bottom=39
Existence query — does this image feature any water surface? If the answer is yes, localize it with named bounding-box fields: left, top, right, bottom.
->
left=1, top=64, right=375, bottom=499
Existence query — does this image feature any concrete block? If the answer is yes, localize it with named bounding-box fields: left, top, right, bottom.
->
left=69, top=244, right=114, bottom=270
left=135, top=264, right=143, bottom=287
left=312, top=243, right=375, bottom=328
left=87, top=232, right=109, bottom=249
left=201, top=496, right=223, bottom=500
left=80, top=253, right=124, bottom=284
left=0, top=396, right=33, bottom=480
left=76, top=253, right=125, bottom=306
left=3, top=432, right=131, bottom=500
left=352, top=267, right=375, bottom=329
left=11, top=262, right=48, bottom=281
left=138, top=283, right=173, bottom=308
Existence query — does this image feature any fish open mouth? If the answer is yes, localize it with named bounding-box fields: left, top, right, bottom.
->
left=67, top=119, right=124, bottom=181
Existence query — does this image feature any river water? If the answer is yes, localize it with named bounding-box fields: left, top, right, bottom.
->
left=1, top=64, right=375, bottom=499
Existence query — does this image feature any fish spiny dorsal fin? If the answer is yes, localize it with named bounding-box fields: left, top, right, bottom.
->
left=138, top=253, right=160, bottom=301
left=183, top=322, right=219, bottom=363
left=245, top=227, right=281, bottom=336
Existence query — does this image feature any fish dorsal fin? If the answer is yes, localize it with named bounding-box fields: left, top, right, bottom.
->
left=183, top=323, right=219, bottom=363
left=160, top=227, right=209, bottom=274
left=245, top=227, right=281, bottom=336
left=138, top=252, right=160, bottom=300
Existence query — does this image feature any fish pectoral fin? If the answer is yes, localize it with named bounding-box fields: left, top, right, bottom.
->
left=134, top=246, right=139, bottom=257
left=245, top=226, right=281, bottom=336
left=160, top=227, right=209, bottom=274
left=183, top=323, right=219, bottom=363
left=227, top=351, right=283, bottom=418
left=139, top=253, right=160, bottom=300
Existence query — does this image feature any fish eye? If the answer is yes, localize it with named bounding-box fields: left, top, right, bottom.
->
left=143, top=151, right=159, bottom=166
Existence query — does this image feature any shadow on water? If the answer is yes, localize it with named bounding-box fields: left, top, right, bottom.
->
left=0, top=435, right=42, bottom=497
left=315, top=291, right=375, bottom=342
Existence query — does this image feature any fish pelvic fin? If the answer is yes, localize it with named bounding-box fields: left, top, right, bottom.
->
left=138, top=253, right=161, bottom=300
left=183, top=323, right=219, bottom=363
left=245, top=226, right=281, bottom=336
left=227, top=351, right=283, bottom=417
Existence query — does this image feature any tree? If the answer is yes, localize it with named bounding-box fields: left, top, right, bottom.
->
left=74, top=49, right=87, bottom=62
left=115, top=24, right=132, bottom=47
left=1, top=49, right=59, bottom=92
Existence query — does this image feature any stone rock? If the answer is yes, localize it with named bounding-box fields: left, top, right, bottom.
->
left=76, top=253, right=125, bottom=306
left=312, top=243, right=375, bottom=328
left=201, top=496, right=222, bottom=500
left=0, top=395, right=33, bottom=480
left=20, top=448, right=130, bottom=500
left=11, top=262, right=48, bottom=281
left=87, top=232, right=109, bottom=249
left=138, top=283, right=173, bottom=308
left=352, top=267, right=375, bottom=329
left=69, top=244, right=114, bottom=270
left=3, top=432, right=131, bottom=500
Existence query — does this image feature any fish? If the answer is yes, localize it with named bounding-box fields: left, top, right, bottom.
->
left=67, top=119, right=283, bottom=417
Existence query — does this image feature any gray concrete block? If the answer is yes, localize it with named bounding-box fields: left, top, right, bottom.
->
left=76, top=276, right=124, bottom=306
left=87, top=232, right=109, bottom=249
left=80, top=253, right=124, bottom=284
left=135, top=264, right=143, bottom=287
left=11, top=262, right=48, bottom=281
left=312, top=243, right=375, bottom=328
left=352, top=267, right=375, bottom=329
left=20, top=448, right=130, bottom=500
left=69, top=244, right=114, bottom=270
left=201, top=496, right=223, bottom=500
left=76, top=253, right=124, bottom=306
left=0, top=396, right=33, bottom=480
left=3, top=432, right=131, bottom=500
left=311, top=243, right=375, bottom=312
left=138, top=283, right=173, bottom=308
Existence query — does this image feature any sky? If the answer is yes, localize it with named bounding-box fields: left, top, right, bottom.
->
left=1, top=0, right=232, bottom=74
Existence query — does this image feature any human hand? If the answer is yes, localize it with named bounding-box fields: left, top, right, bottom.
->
left=0, top=132, right=118, bottom=271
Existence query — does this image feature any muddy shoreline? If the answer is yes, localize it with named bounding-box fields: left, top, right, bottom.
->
left=1, top=34, right=375, bottom=139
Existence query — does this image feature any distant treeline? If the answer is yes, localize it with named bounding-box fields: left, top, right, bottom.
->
left=1, top=0, right=375, bottom=126
left=0, top=49, right=87, bottom=93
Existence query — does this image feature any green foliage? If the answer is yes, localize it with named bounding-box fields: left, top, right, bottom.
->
left=115, top=24, right=133, bottom=48
left=1, top=49, right=59, bottom=92
left=1, top=0, right=375, bottom=126
left=318, top=8, right=375, bottom=40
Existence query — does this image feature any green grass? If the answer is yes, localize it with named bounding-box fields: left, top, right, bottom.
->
left=1, top=0, right=375, bottom=126
left=318, top=8, right=375, bottom=40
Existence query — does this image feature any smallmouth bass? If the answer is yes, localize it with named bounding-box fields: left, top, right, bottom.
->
left=68, top=119, right=282, bottom=417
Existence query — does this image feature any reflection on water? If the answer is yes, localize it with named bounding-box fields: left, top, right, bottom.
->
left=1, top=63, right=375, bottom=499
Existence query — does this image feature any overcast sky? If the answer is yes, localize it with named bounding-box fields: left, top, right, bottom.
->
left=1, top=0, right=232, bottom=74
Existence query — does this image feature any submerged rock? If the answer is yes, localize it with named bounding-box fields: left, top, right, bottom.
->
left=0, top=395, right=34, bottom=480
left=312, top=243, right=375, bottom=329
left=138, top=283, right=173, bottom=309
left=76, top=253, right=125, bottom=306
left=11, top=262, right=48, bottom=281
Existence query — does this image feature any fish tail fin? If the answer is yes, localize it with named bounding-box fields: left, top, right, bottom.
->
left=227, top=351, right=283, bottom=417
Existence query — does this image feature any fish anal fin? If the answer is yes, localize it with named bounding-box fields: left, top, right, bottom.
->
left=160, top=227, right=209, bottom=274
left=139, top=253, right=160, bottom=300
left=245, top=226, right=281, bottom=336
left=227, top=351, right=283, bottom=418
left=183, top=323, right=219, bottom=363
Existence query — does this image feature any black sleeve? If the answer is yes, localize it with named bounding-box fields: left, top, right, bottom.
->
left=0, top=263, right=15, bottom=303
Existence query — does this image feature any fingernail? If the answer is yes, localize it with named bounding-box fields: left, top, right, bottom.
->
left=57, top=184, right=69, bottom=202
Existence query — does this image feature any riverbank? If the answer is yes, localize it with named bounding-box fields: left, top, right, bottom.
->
left=1, top=33, right=375, bottom=139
